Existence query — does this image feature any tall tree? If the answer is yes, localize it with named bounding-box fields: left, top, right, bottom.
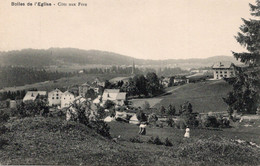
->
left=146, top=72, right=160, bottom=96
left=224, top=0, right=260, bottom=114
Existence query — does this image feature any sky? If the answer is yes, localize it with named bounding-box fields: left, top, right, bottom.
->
left=0, top=0, right=254, bottom=60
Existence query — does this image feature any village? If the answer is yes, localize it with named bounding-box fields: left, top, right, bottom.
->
left=13, top=61, right=238, bottom=125
left=0, top=0, right=259, bottom=165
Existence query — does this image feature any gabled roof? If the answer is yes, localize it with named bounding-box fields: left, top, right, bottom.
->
left=102, top=89, right=126, bottom=101
left=104, top=89, right=120, bottom=93
left=23, top=91, right=47, bottom=102
left=81, top=82, right=91, bottom=87
left=49, top=88, right=62, bottom=94
left=62, top=91, right=74, bottom=96
left=212, top=62, right=234, bottom=69
left=116, top=93, right=126, bottom=100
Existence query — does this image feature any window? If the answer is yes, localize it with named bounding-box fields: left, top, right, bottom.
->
left=57, top=94, right=59, bottom=96
left=224, top=71, right=227, bottom=74
left=52, top=97, right=54, bottom=99
left=56, top=97, right=59, bottom=99
left=220, top=71, right=222, bottom=74
left=216, top=71, right=218, bottom=73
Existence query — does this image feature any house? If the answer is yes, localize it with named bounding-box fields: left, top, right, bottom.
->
left=173, top=76, right=188, bottom=84
left=48, top=88, right=63, bottom=106
left=212, top=62, right=235, bottom=80
left=23, top=91, right=47, bottom=103
left=92, top=77, right=105, bottom=87
left=61, top=91, right=75, bottom=109
left=102, top=89, right=126, bottom=106
left=78, top=83, right=92, bottom=97
left=161, top=77, right=170, bottom=87
left=79, top=82, right=100, bottom=97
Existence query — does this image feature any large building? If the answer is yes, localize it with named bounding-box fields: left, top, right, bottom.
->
left=61, top=91, right=75, bottom=109
left=212, top=62, right=235, bottom=80
left=78, top=82, right=101, bottom=97
left=48, top=88, right=63, bottom=106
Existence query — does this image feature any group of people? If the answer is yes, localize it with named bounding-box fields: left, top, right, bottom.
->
left=138, top=122, right=190, bottom=138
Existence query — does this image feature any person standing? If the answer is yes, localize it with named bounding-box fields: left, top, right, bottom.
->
left=139, top=122, right=147, bottom=135
left=184, top=126, right=190, bottom=138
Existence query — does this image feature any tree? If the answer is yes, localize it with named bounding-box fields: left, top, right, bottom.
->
left=159, top=106, right=166, bottom=116
left=136, top=110, right=147, bottom=122
left=85, top=89, right=96, bottom=100
left=103, top=100, right=115, bottom=109
left=133, top=75, right=148, bottom=96
left=167, top=104, right=176, bottom=116
left=146, top=72, right=160, bottom=96
left=142, top=101, right=150, bottom=110
left=224, top=1, right=260, bottom=114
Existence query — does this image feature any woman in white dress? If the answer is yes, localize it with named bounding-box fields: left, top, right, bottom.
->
left=184, top=127, right=190, bottom=138
left=139, top=122, right=147, bottom=135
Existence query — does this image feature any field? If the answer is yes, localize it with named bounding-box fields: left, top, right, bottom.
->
left=131, top=79, right=232, bottom=113
left=0, top=73, right=129, bottom=92
left=0, top=116, right=260, bottom=165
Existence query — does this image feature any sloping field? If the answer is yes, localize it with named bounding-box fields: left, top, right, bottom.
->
left=0, top=117, right=260, bottom=165
left=0, top=74, right=128, bottom=92
left=155, top=80, right=232, bottom=113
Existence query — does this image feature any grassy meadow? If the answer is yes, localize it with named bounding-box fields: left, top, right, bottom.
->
left=131, top=79, right=232, bottom=113
left=0, top=116, right=260, bottom=165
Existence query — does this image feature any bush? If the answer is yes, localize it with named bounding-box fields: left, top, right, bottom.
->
left=164, top=138, right=173, bottom=146
left=104, top=100, right=115, bottom=109
left=147, top=136, right=163, bottom=145
left=15, top=100, right=49, bottom=118
left=166, top=104, right=176, bottom=116
left=200, top=114, right=230, bottom=128
left=136, top=110, right=147, bottom=122
left=148, top=113, right=158, bottom=125
left=180, top=112, right=199, bottom=128
left=88, top=120, right=111, bottom=138
left=201, top=115, right=219, bottom=128
left=166, top=118, right=175, bottom=127
left=175, top=120, right=186, bottom=129
left=0, top=110, right=10, bottom=123
left=0, top=138, right=8, bottom=149
left=129, top=136, right=143, bottom=143
left=0, top=125, right=8, bottom=135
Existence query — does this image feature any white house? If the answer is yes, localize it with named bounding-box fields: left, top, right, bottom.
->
left=212, top=62, right=235, bottom=80
left=48, top=88, right=63, bottom=106
left=23, top=91, right=47, bottom=103
left=61, top=91, right=75, bottom=109
left=102, top=89, right=126, bottom=106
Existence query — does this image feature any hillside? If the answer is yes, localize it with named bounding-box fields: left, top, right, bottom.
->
left=1, top=116, right=260, bottom=165
left=151, top=80, right=233, bottom=113
left=0, top=48, right=241, bottom=69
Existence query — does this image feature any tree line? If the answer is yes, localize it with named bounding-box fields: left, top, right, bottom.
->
left=0, top=66, right=73, bottom=89
left=104, top=72, right=164, bottom=97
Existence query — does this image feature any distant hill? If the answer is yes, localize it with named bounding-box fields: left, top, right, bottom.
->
left=0, top=48, right=241, bottom=69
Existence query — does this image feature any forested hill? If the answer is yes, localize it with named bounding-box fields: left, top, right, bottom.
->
left=0, top=48, right=241, bottom=68
left=0, top=66, right=72, bottom=89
